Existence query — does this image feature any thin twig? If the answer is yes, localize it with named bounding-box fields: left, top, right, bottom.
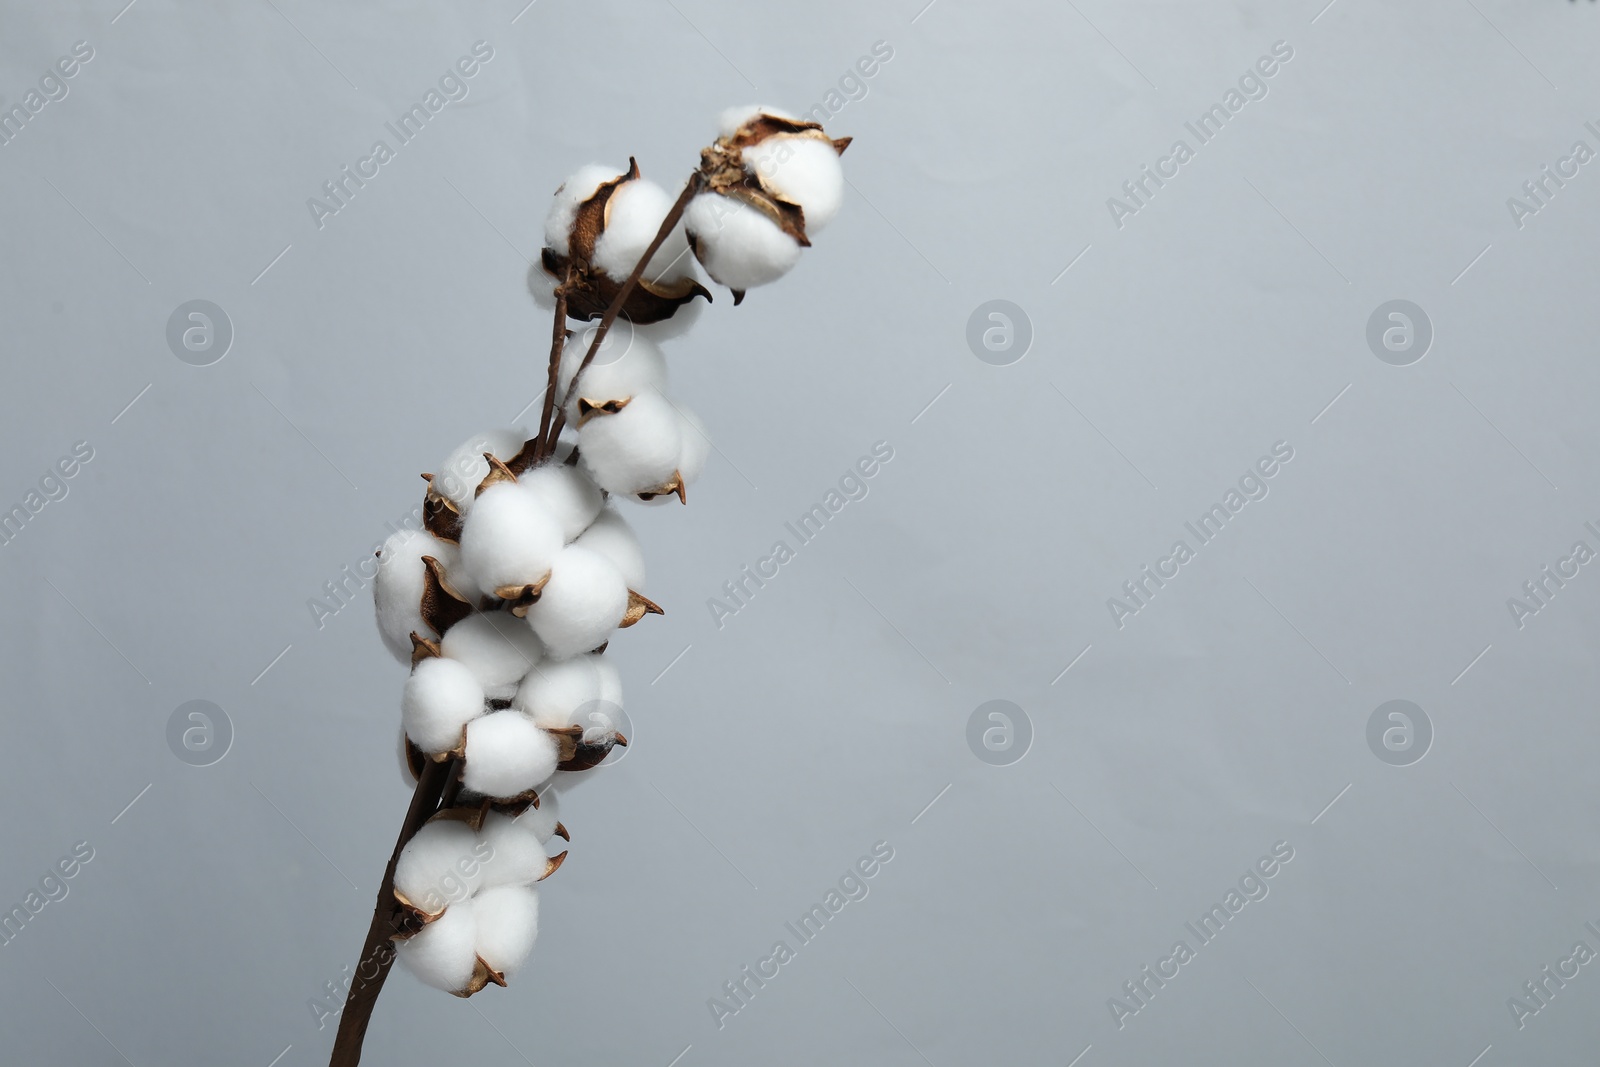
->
left=533, top=282, right=569, bottom=465
left=543, top=173, right=703, bottom=454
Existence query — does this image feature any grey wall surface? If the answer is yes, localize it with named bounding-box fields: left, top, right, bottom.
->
left=2, top=0, right=1598, bottom=1064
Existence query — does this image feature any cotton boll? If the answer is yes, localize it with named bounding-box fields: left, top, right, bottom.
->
left=544, top=163, right=627, bottom=255
left=577, top=390, right=683, bottom=499
left=525, top=545, right=629, bottom=660
left=557, top=329, right=668, bottom=420
left=477, top=812, right=551, bottom=890
left=396, top=902, right=479, bottom=993
left=573, top=506, right=646, bottom=590
left=718, top=103, right=798, bottom=137
left=685, top=193, right=802, bottom=293
left=513, top=655, right=602, bottom=729
left=746, top=135, right=844, bottom=233
left=674, top=404, right=711, bottom=487
left=462, top=711, right=560, bottom=798
left=459, top=483, right=564, bottom=600
left=440, top=613, right=545, bottom=701
left=518, top=464, right=604, bottom=543
left=592, top=177, right=696, bottom=286
left=471, top=885, right=540, bottom=982
left=402, top=657, right=486, bottom=757
left=435, top=429, right=527, bottom=513
left=374, top=528, right=455, bottom=663
left=394, top=819, right=483, bottom=917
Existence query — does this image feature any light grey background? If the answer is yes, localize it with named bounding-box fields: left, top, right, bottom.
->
left=2, top=0, right=1598, bottom=1064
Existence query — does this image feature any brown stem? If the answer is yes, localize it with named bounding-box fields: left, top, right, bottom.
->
left=543, top=172, right=704, bottom=453
left=532, top=282, right=569, bottom=466
left=329, top=757, right=455, bottom=1067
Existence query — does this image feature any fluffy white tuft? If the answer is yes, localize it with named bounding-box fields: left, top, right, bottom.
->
left=477, top=811, right=552, bottom=890
left=592, top=177, right=697, bottom=286
left=517, top=792, right=563, bottom=845
left=395, top=902, right=478, bottom=993
left=746, top=135, right=844, bottom=233
left=582, top=655, right=625, bottom=745
left=440, top=613, right=544, bottom=701
left=544, top=163, right=626, bottom=255
left=577, top=390, right=683, bottom=498
left=518, top=463, right=604, bottom=543
left=471, top=885, right=540, bottom=982
left=718, top=103, right=798, bottom=137
left=573, top=506, right=646, bottom=590
left=684, top=193, right=801, bottom=292
left=434, top=429, right=527, bottom=513
left=402, top=657, right=486, bottom=756
left=525, top=545, right=629, bottom=659
left=458, top=483, right=564, bottom=599
left=513, top=654, right=602, bottom=729
left=558, top=329, right=669, bottom=422
left=462, top=711, right=560, bottom=799
left=374, top=528, right=456, bottom=664
left=394, top=819, right=482, bottom=917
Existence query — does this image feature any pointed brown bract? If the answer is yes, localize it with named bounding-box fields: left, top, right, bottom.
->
left=494, top=570, right=552, bottom=618
left=552, top=822, right=570, bottom=841
left=420, top=556, right=474, bottom=637
left=474, top=454, right=518, bottom=496
left=451, top=958, right=495, bottom=998
left=636, top=471, right=685, bottom=504
left=540, top=850, right=568, bottom=881
left=422, top=477, right=464, bottom=543
left=409, top=632, right=442, bottom=667
left=403, top=735, right=425, bottom=782
left=620, top=589, right=664, bottom=628
left=576, top=396, right=632, bottom=424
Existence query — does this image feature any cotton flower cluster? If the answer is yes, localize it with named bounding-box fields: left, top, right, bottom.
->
left=363, top=104, right=848, bottom=1006
left=391, top=801, right=567, bottom=995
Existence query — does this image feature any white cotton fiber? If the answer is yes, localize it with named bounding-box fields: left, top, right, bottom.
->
left=525, top=545, right=629, bottom=659
left=374, top=528, right=455, bottom=663
left=518, top=464, right=604, bottom=543
left=477, top=811, right=550, bottom=890
left=458, top=483, right=564, bottom=598
left=518, top=793, right=563, bottom=845
left=557, top=329, right=668, bottom=418
left=462, top=711, right=560, bottom=798
left=544, top=163, right=626, bottom=254
left=434, top=429, right=527, bottom=512
left=440, top=612, right=545, bottom=701
left=513, top=655, right=602, bottom=729
left=577, top=390, right=683, bottom=498
left=573, top=506, right=646, bottom=590
left=402, top=657, right=485, bottom=756
left=593, top=655, right=623, bottom=712
left=593, top=177, right=697, bottom=287
left=746, top=135, right=844, bottom=233
left=396, top=902, right=479, bottom=993
left=718, top=103, right=798, bottom=137
left=471, top=885, right=540, bottom=982
left=674, top=403, right=711, bottom=486
left=394, top=819, right=483, bottom=917
left=582, top=659, right=625, bottom=746
left=685, top=193, right=802, bottom=292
